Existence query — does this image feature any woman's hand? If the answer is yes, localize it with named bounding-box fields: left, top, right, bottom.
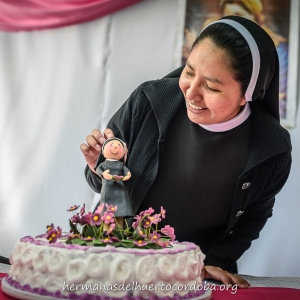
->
left=202, top=266, right=250, bottom=288
left=80, top=128, right=114, bottom=173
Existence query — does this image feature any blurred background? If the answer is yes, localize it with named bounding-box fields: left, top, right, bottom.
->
left=0, top=0, right=299, bottom=277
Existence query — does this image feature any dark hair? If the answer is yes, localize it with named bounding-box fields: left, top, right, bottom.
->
left=192, top=23, right=253, bottom=96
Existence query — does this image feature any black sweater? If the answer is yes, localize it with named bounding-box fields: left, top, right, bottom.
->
left=85, top=78, right=291, bottom=272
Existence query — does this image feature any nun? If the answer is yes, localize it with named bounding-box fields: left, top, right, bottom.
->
left=81, top=16, right=292, bottom=287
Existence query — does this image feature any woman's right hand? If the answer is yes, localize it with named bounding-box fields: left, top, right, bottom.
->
left=80, top=128, right=114, bottom=172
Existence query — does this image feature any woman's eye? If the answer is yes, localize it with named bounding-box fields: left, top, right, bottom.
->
left=206, top=84, right=219, bottom=92
left=185, top=71, right=194, bottom=77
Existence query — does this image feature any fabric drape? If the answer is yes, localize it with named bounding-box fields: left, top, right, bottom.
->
left=0, top=0, right=142, bottom=32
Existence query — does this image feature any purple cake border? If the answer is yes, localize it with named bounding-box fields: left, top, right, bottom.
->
left=5, top=277, right=207, bottom=300
left=20, top=236, right=199, bottom=256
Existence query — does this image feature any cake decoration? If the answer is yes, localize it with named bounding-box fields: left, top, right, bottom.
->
left=46, top=203, right=175, bottom=249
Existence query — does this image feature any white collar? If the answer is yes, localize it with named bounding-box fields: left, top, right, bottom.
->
left=198, top=102, right=251, bottom=132
left=106, top=158, right=118, bottom=161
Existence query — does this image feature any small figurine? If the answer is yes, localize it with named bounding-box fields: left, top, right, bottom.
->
left=96, top=138, right=134, bottom=229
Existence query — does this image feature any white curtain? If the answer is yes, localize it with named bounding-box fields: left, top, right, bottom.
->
left=0, top=0, right=184, bottom=258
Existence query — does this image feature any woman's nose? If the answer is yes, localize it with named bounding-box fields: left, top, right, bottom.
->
left=186, top=82, right=202, bottom=100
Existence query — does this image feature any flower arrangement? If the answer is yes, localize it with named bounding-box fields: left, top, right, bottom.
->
left=46, top=204, right=175, bottom=249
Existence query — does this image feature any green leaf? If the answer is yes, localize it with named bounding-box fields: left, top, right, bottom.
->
left=111, top=242, right=122, bottom=247
left=85, top=225, right=96, bottom=238
left=71, top=239, right=85, bottom=245
left=69, top=219, right=80, bottom=234
left=93, top=239, right=104, bottom=246
left=146, top=243, right=162, bottom=249
left=121, top=241, right=135, bottom=248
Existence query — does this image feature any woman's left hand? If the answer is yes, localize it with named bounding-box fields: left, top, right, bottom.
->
left=122, top=172, right=131, bottom=181
left=202, top=266, right=250, bottom=288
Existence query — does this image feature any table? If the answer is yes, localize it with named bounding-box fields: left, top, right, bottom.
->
left=1, top=263, right=300, bottom=300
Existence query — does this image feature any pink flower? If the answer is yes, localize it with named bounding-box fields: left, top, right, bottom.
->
left=157, top=240, right=171, bottom=248
left=161, top=225, right=175, bottom=241
left=107, top=223, right=116, bottom=234
left=142, top=217, right=152, bottom=228
left=81, top=236, right=93, bottom=241
left=80, top=212, right=92, bottom=225
left=160, top=206, right=166, bottom=219
left=106, top=204, right=118, bottom=213
left=101, top=212, right=115, bottom=224
left=47, top=229, right=58, bottom=244
left=135, top=227, right=146, bottom=238
left=150, top=231, right=161, bottom=243
left=89, top=213, right=102, bottom=226
left=134, top=240, right=148, bottom=247
left=102, top=236, right=119, bottom=243
left=80, top=204, right=85, bottom=216
left=71, top=214, right=80, bottom=224
left=57, top=226, right=62, bottom=238
left=67, top=205, right=80, bottom=212
left=144, top=207, right=155, bottom=215
left=132, top=216, right=141, bottom=229
left=46, top=223, right=54, bottom=233
left=95, top=203, right=105, bottom=214
left=149, top=214, right=161, bottom=225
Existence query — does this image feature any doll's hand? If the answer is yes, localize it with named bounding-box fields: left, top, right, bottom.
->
left=201, top=266, right=250, bottom=288
left=80, top=128, right=114, bottom=174
left=122, top=172, right=131, bottom=181
left=102, top=169, right=113, bottom=180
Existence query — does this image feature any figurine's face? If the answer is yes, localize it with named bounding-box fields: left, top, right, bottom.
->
left=102, top=139, right=125, bottom=160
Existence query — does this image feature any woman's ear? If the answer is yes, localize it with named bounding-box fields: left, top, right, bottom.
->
left=240, top=96, right=247, bottom=106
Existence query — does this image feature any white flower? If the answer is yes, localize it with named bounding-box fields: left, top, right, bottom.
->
left=48, top=249, right=69, bottom=275
left=157, top=256, right=174, bottom=280
left=109, top=255, right=132, bottom=284
left=86, top=253, right=109, bottom=278
left=66, top=259, right=87, bottom=283
left=20, top=244, right=36, bottom=267
left=155, top=281, right=174, bottom=298
left=174, top=253, right=189, bottom=279
left=188, top=255, right=200, bottom=279
left=135, top=256, right=156, bottom=285
left=32, top=248, right=49, bottom=273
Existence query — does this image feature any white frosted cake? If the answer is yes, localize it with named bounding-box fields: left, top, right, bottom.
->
left=3, top=204, right=211, bottom=300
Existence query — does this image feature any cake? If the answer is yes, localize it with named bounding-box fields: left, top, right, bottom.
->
left=3, top=204, right=211, bottom=300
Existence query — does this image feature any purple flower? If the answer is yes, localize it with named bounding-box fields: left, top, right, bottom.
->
left=107, top=223, right=116, bottom=234
left=71, top=214, right=81, bottom=224
left=101, top=212, right=115, bottom=224
left=57, top=226, right=62, bottom=238
left=150, top=231, right=161, bottom=243
left=160, top=206, right=166, bottom=219
left=149, top=214, right=161, bottom=225
left=95, top=203, right=105, bottom=214
left=161, top=225, right=175, bottom=241
left=134, top=240, right=148, bottom=247
left=106, top=204, right=118, bottom=213
left=47, top=229, right=58, bottom=244
left=80, top=204, right=85, bottom=216
left=46, top=223, right=54, bottom=233
left=89, top=213, right=102, bottom=226
left=67, top=205, right=80, bottom=212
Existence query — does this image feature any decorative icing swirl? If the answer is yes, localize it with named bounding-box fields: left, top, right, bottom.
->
left=66, top=259, right=87, bottom=283
left=109, top=255, right=132, bottom=283
left=86, top=253, right=109, bottom=278
left=157, top=256, right=174, bottom=280
left=135, top=256, right=157, bottom=285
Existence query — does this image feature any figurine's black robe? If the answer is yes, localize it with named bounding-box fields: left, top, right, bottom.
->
left=96, top=160, right=134, bottom=218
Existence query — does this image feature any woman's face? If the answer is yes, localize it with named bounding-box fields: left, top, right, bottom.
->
left=179, top=38, right=246, bottom=125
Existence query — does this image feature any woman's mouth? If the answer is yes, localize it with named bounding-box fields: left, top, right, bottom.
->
left=188, top=102, right=208, bottom=113
left=110, top=150, right=119, bottom=155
